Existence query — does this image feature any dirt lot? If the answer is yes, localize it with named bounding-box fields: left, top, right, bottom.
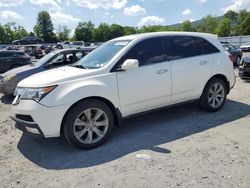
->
left=0, top=70, right=250, bottom=188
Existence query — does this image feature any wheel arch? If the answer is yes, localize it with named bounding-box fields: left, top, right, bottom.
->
left=60, top=96, right=122, bottom=134
left=203, top=74, right=230, bottom=96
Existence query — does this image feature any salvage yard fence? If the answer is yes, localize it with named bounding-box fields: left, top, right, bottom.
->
left=219, top=35, right=250, bottom=47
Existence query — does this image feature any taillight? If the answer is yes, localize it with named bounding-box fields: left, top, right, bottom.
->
left=228, top=53, right=234, bottom=63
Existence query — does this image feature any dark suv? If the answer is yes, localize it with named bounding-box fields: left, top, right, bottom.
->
left=12, top=36, right=43, bottom=45
left=0, top=51, right=31, bottom=73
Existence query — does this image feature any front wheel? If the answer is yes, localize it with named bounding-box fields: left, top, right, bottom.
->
left=63, top=100, right=114, bottom=149
left=199, top=78, right=227, bottom=112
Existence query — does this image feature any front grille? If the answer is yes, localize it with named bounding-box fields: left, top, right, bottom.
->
left=16, top=114, right=34, bottom=122
left=243, top=62, right=250, bottom=68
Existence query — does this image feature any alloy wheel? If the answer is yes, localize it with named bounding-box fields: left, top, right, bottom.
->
left=73, top=108, right=109, bottom=144
left=208, top=83, right=225, bottom=108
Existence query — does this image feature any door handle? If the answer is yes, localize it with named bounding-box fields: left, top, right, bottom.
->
left=200, top=61, right=208, bottom=65
left=157, top=69, right=168, bottom=74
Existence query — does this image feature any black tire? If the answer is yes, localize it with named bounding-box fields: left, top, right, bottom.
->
left=63, top=99, right=114, bottom=149
left=57, top=45, right=63, bottom=49
left=199, top=78, right=227, bottom=112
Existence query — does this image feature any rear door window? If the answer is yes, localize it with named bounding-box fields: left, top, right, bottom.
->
left=168, top=36, right=201, bottom=60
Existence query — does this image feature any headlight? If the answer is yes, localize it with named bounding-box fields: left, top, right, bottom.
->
left=3, top=75, right=16, bottom=81
left=14, top=85, right=57, bottom=102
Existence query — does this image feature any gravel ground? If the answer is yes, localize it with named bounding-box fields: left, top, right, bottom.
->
left=0, top=69, right=250, bottom=188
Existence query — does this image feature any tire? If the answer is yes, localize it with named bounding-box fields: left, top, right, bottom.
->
left=57, top=45, right=63, bottom=49
left=63, top=99, right=114, bottom=149
left=199, top=78, right=227, bottom=112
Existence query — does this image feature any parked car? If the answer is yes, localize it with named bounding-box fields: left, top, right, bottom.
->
left=12, top=36, right=43, bottom=45
left=0, top=48, right=94, bottom=95
left=239, top=56, right=250, bottom=80
left=4, top=46, right=21, bottom=51
left=57, top=41, right=71, bottom=49
left=221, top=42, right=242, bottom=66
left=0, top=50, right=31, bottom=73
left=11, top=32, right=235, bottom=149
left=71, top=41, right=85, bottom=47
left=35, top=44, right=53, bottom=59
left=240, top=42, right=250, bottom=52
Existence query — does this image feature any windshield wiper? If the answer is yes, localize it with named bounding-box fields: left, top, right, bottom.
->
left=71, top=64, right=88, bottom=69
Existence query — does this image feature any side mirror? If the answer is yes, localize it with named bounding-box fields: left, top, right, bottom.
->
left=121, top=59, right=139, bottom=71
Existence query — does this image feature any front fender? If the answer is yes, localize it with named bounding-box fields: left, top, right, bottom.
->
left=40, top=73, right=120, bottom=110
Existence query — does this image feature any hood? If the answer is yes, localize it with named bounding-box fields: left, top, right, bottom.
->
left=2, top=64, right=37, bottom=77
left=241, top=44, right=250, bottom=48
left=242, top=56, right=250, bottom=63
left=18, top=66, right=97, bottom=87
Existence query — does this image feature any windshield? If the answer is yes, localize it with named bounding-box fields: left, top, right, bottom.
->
left=33, top=51, right=57, bottom=66
left=75, top=40, right=131, bottom=69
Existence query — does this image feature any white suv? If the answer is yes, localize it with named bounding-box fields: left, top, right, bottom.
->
left=11, top=32, right=235, bottom=149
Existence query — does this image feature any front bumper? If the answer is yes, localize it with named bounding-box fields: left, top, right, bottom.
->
left=10, top=115, right=45, bottom=137
left=11, top=99, right=70, bottom=138
left=239, top=67, right=250, bottom=79
left=0, top=80, right=18, bottom=94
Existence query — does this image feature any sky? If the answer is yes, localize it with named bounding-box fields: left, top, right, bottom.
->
left=0, top=0, right=250, bottom=33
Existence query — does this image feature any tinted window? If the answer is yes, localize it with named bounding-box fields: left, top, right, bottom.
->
left=168, top=36, right=201, bottom=60
left=195, top=37, right=220, bottom=54
left=122, top=37, right=165, bottom=66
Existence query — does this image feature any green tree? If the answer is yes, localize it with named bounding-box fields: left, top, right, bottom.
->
left=110, top=24, right=125, bottom=38
left=14, top=25, right=29, bottom=39
left=196, top=15, right=218, bottom=34
left=93, top=23, right=111, bottom=42
left=139, top=25, right=169, bottom=33
left=180, top=21, right=195, bottom=31
left=3, top=22, right=16, bottom=43
left=74, top=21, right=94, bottom=42
left=0, top=24, right=7, bottom=43
left=33, top=11, right=57, bottom=42
left=216, top=18, right=231, bottom=37
left=57, top=25, right=71, bottom=41
left=123, top=26, right=138, bottom=35
left=239, top=14, right=250, bottom=35
left=224, top=10, right=238, bottom=26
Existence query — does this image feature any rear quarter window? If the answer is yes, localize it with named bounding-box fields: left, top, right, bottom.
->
left=194, top=37, right=220, bottom=55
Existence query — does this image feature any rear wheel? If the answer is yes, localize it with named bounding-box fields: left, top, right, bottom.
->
left=63, top=99, right=114, bottom=149
left=199, top=78, right=227, bottom=112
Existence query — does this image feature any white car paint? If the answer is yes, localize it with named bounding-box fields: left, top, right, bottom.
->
left=12, top=32, right=235, bottom=138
